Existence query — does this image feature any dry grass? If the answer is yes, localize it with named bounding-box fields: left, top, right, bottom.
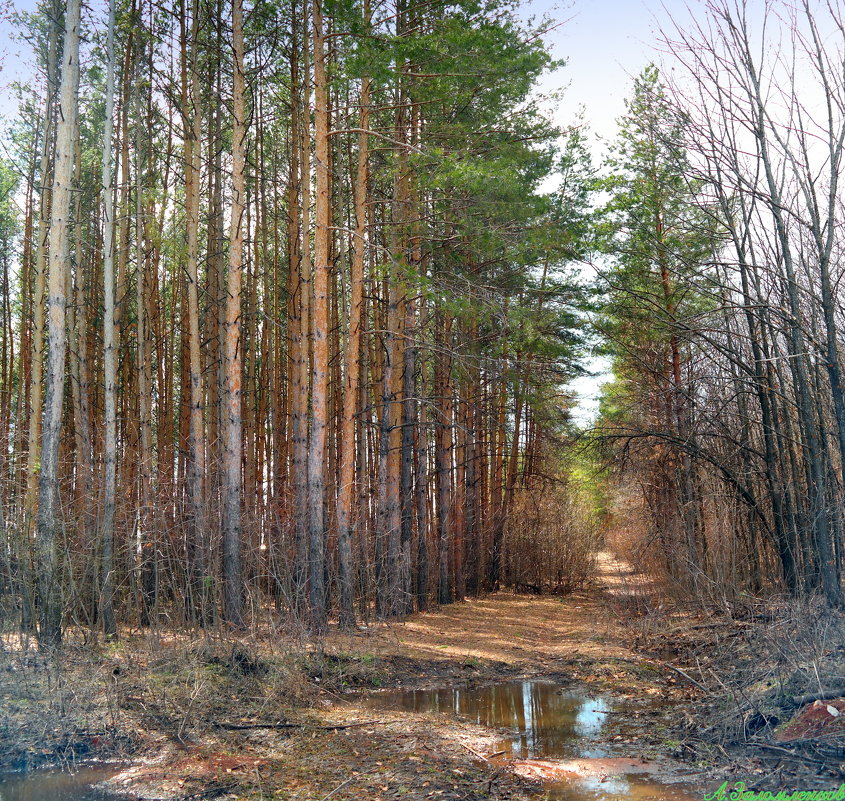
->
left=17, top=553, right=844, bottom=795
left=0, top=552, right=668, bottom=780
left=608, top=579, right=845, bottom=786
left=0, top=628, right=330, bottom=773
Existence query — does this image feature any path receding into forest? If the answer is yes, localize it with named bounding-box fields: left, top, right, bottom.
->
left=298, top=551, right=702, bottom=799
left=331, top=551, right=657, bottom=680
left=103, top=554, right=706, bottom=801
left=6, top=554, right=835, bottom=799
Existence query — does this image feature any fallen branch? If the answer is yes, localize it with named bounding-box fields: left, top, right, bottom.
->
left=745, top=741, right=827, bottom=766
left=788, top=687, right=845, bottom=707
left=776, top=729, right=845, bottom=744
left=319, top=767, right=380, bottom=801
left=660, top=620, right=752, bottom=636
left=610, top=655, right=711, bottom=692
left=184, top=782, right=239, bottom=799
left=211, top=719, right=386, bottom=731
left=460, top=741, right=490, bottom=761
left=657, top=661, right=708, bottom=693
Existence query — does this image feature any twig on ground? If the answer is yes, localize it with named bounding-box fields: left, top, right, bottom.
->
left=184, top=782, right=239, bottom=799
left=319, top=767, right=379, bottom=801
left=210, top=719, right=386, bottom=731
left=745, top=741, right=828, bottom=766
left=459, top=741, right=490, bottom=761
left=657, top=661, right=708, bottom=693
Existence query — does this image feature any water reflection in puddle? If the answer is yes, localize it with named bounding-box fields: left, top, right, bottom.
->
left=363, top=680, right=613, bottom=759
left=0, top=767, right=120, bottom=801
left=546, top=772, right=700, bottom=801
left=361, top=679, right=702, bottom=801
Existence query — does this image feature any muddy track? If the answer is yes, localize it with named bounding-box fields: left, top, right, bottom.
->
left=2, top=554, right=712, bottom=800
left=104, top=553, right=710, bottom=800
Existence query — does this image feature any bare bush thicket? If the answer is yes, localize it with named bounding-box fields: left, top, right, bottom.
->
left=503, top=480, right=599, bottom=594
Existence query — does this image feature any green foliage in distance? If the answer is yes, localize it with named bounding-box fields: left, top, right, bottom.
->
left=594, top=65, right=721, bottom=428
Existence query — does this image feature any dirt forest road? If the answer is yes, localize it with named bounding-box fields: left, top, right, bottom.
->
left=110, top=553, right=709, bottom=801
left=350, top=551, right=653, bottom=674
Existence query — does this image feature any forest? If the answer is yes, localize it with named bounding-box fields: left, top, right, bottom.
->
left=0, top=0, right=595, bottom=640
left=2, top=0, right=845, bottom=797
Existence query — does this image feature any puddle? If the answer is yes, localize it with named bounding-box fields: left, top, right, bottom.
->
left=361, top=680, right=702, bottom=800
left=362, top=681, right=615, bottom=759
left=543, top=771, right=701, bottom=801
left=0, top=767, right=121, bottom=801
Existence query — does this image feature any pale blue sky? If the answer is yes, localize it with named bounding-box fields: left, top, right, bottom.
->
left=0, top=0, right=672, bottom=135
left=521, top=0, right=667, bottom=424
left=524, top=0, right=661, bottom=139
left=0, top=0, right=41, bottom=104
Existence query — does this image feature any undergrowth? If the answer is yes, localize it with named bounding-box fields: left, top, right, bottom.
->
left=0, top=630, right=378, bottom=772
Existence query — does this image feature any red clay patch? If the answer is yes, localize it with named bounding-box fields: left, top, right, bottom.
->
left=775, top=698, right=845, bottom=742
left=113, top=748, right=271, bottom=799
left=170, top=750, right=269, bottom=776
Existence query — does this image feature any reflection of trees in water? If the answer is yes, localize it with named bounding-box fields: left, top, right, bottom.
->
left=377, top=681, right=614, bottom=760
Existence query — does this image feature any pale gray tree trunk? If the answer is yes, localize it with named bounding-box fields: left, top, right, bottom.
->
left=223, top=0, right=246, bottom=627
left=36, top=0, right=82, bottom=648
left=100, top=0, right=117, bottom=637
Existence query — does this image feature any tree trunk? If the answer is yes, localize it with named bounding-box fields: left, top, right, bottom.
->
left=307, top=0, right=330, bottom=632
left=36, top=0, right=81, bottom=648
left=26, top=0, right=59, bottom=564
left=435, top=315, right=453, bottom=605
left=182, top=0, right=208, bottom=623
left=291, top=6, right=311, bottom=616
left=100, top=0, right=117, bottom=637
left=222, top=0, right=246, bottom=627
left=135, top=65, right=156, bottom=627
left=400, top=293, right=416, bottom=613
left=336, top=61, right=369, bottom=628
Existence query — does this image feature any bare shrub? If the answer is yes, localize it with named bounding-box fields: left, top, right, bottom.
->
left=503, top=479, right=599, bottom=594
left=602, top=464, right=779, bottom=609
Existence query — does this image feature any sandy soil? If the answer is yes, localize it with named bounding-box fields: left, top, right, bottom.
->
left=332, top=552, right=644, bottom=671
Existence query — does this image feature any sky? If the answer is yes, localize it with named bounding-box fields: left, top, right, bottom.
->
left=0, top=0, right=41, bottom=123
left=525, top=0, right=659, bottom=139
left=523, top=0, right=665, bottom=425
left=0, top=0, right=672, bottom=134
left=0, top=0, right=673, bottom=426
